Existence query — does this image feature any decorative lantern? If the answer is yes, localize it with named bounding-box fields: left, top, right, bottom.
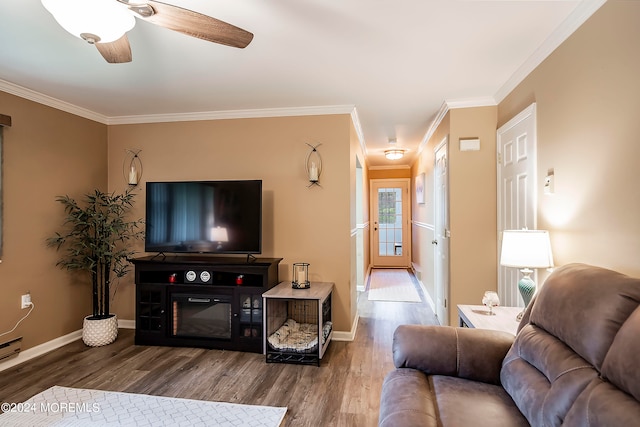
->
left=305, top=143, right=322, bottom=187
left=292, top=262, right=310, bottom=289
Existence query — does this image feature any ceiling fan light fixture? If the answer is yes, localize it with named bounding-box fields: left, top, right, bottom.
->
left=384, top=149, right=405, bottom=160
left=41, top=0, right=135, bottom=44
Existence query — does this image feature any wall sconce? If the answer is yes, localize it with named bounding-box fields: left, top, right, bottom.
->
left=385, top=138, right=405, bottom=160
left=123, top=149, right=143, bottom=186
left=305, top=143, right=322, bottom=187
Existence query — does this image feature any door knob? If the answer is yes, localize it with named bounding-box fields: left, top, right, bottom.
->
left=432, top=240, right=438, bottom=245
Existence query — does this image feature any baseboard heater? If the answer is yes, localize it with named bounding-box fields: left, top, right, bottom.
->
left=0, top=337, right=22, bottom=361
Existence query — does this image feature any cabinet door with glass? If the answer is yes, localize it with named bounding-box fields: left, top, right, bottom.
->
left=237, top=290, right=263, bottom=345
left=136, top=284, right=166, bottom=341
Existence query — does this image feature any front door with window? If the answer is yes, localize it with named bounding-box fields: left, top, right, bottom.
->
left=371, top=179, right=410, bottom=268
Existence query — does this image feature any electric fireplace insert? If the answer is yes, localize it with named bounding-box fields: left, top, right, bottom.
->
left=171, top=293, right=232, bottom=339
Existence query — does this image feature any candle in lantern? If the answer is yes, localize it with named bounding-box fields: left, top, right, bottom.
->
left=298, top=265, right=307, bottom=284
left=309, top=162, right=318, bottom=181
left=128, top=165, right=138, bottom=185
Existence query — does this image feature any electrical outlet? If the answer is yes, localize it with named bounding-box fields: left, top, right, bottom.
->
left=21, top=293, right=31, bottom=309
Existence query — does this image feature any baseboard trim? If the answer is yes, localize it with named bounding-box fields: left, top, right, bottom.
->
left=0, top=319, right=136, bottom=373
left=0, top=329, right=82, bottom=372
left=332, top=312, right=359, bottom=341
left=118, top=319, right=135, bottom=329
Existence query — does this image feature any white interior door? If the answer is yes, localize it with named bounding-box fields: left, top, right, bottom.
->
left=497, top=103, right=538, bottom=307
left=434, top=138, right=449, bottom=325
left=371, top=179, right=410, bottom=268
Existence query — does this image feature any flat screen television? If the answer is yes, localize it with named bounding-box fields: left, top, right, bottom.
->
left=145, top=180, right=262, bottom=254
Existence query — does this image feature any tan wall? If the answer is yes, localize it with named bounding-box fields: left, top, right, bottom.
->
left=368, top=167, right=411, bottom=180
left=0, top=91, right=107, bottom=351
left=107, top=114, right=357, bottom=333
left=411, top=107, right=498, bottom=326
left=498, top=0, right=640, bottom=278
left=448, top=106, right=498, bottom=325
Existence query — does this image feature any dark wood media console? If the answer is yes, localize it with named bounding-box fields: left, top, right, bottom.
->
left=132, top=256, right=282, bottom=353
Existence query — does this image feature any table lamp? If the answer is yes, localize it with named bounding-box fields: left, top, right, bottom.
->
left=500, top=229, right=554, bottom=320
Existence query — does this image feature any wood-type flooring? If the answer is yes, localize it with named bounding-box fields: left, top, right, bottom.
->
left=0, top=270, right=438, bottom=426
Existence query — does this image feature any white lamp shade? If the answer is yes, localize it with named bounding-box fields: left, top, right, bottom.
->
left=42, top=0, right=135, bottom=43
left=500, top=230, right=554, bottom=268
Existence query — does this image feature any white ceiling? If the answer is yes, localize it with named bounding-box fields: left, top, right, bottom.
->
left=0, top=0, right=604, bottom=167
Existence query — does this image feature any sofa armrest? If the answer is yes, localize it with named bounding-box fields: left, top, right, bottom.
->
left=392, top=325, right=514, bottom=385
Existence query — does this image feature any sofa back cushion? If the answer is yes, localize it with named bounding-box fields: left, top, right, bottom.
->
left=501, top=325, right=597, bottom=426
left=529, top=264, right=640, bottom=370
left=600, top=306, right=640, bottom=400
left=501, top=264, right=640, bottom=426
left=563, top=306, right=640, bottom=426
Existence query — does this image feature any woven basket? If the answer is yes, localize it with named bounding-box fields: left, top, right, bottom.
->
left=82, top=314, right=118, bottom=347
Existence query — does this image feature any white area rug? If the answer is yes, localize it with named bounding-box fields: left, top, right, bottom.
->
left=0, top=386, right=287, bottom=426
left=368, top=269, right=421, bottom=302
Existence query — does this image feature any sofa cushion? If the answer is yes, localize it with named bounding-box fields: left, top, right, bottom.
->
left=529, top=263, right=640, bottom=370
left=393, top=325, right=514, bottom=385
left=563, top=379, right=640, bottom=427
left=501, top=325, right=598, bottom=426
left=601, top=306, right=640, bottom=401
left=431, top=376, right=529, bottom=427
left=500, top=264, right=640, bottom=426
left=379, top=368, right=438, bottom=427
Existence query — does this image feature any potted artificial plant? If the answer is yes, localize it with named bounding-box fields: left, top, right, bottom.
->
left=47, top=188, right=144, bottom=347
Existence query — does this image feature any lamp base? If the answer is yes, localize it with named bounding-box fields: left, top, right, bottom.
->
left=516, top=268, right=536, bottom=321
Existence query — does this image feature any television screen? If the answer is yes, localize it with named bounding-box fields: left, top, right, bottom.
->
left=145, top=180, right=262, bottom=254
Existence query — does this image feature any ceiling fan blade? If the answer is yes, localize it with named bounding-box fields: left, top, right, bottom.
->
left=141, top=1, right=253, bottom=48
left=95, top=34, right=133, bottom=63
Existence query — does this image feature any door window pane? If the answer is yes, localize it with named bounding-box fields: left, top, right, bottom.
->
left=378, top=188, right=403, bottom=256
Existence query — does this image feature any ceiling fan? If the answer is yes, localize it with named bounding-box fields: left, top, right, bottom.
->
left=41, top=0, right=254, bottom=63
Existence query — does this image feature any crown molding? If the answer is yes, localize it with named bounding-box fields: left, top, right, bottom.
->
left=0, top=78, right=109, bottom=124
left=445, top=97, right=497, bottom=110
left=494, top=0, right=606, bottom=103
left=0, top=78, right=357, bottom=126
left=417, top=101, right=449, bottom=156
left=106, top=104, right=357, bottom=125
left=350, top=107, right=367, bottom=158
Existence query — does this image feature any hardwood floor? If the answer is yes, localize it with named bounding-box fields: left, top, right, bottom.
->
left=0, top=271, right=438, bottom=426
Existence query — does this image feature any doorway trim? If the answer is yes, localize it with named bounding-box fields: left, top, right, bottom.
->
left=369, top=178, right=411, bottom=268
left=496, top=103, right=538, bottom=307
left=433, top=136, right=450, bottom=325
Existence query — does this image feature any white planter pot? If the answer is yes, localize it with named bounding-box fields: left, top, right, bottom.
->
left=82, top=314, right=118, bottom=347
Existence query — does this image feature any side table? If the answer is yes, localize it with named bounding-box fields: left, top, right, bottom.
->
left=457, top=304, right=521, bottom=336
left=262, top=281, right=334, bottom=365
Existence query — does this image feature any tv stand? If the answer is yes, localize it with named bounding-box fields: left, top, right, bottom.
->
left=132, top=255, right=282, bottom=353
left=149, top=252, right=167, bottom=261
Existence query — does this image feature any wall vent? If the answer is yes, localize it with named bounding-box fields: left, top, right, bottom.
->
left=0, top=336, right=22, bottom=361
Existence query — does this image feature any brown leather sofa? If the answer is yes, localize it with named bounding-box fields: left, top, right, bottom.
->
left=378, top=264, right=640, bottom=426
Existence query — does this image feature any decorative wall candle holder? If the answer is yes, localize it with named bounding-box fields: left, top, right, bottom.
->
left=292, top=262, right=310, bottom=289
left=123, top=148, right=143, bottom=186
left=305, top=143, right=322, bottom=187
